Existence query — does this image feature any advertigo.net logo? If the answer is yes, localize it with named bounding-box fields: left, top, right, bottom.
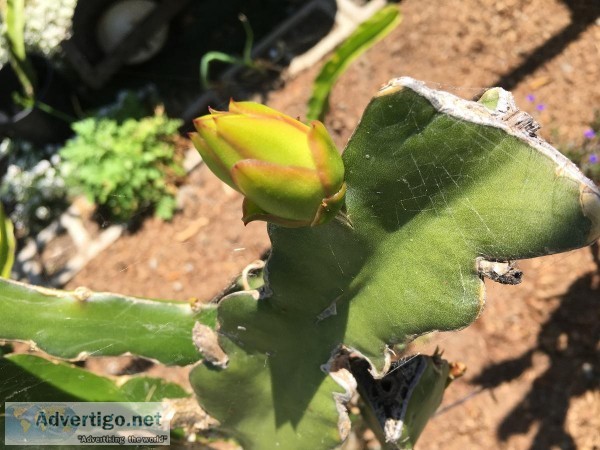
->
left=5, top=402, right=170, bottom=446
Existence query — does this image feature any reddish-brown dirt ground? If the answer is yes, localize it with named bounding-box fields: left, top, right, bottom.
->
left=67, top=0, right=600, bottom=448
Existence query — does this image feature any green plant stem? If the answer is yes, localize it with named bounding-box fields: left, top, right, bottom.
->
left=12, top=93, right=75, bottom=123
left=0, top=203, right=15, bottom=278
left=0, top=277, right=216, bottom=365
left=33, top=100, right=76, bottom=123
left=199, top=13, right=259, bottom=90
left=306, top=5, right=401, bottom=122
left=2, top=0, right=36, bottom=98
left=239, top=13, right=254, bottom=63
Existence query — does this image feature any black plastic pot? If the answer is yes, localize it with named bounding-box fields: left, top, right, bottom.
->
left=0, top=55, right=75, bottom=145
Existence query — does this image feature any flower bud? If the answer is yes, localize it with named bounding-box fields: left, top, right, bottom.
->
left=190, top=101, right=346, bottom=227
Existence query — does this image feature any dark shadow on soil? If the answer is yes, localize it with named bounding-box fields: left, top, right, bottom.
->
left=490, top=0, right=600, bottom=92
left=472, top=271, right=600, bottom=450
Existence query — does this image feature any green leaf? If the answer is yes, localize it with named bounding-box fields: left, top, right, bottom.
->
left=4, top=354, right=125, bottom=401
left=1, top=355, right=87, bottom=404
left=2, top=353, right=189, bottom=402
left=306, top=5, right=401, bottom=122
left=0, top=278, right=216, bottom=365
left=0, top=203, right=15, bottom=278
left=191, top=79, right=600, bottom=449
left=154, top=195, right=176, bottom=220
left=1, top=0, right=36, bottom=97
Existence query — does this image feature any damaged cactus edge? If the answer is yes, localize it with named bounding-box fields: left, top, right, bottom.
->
left=473, top=85, right=600, bottom=243
left=191, top=78, right=600, bottom=448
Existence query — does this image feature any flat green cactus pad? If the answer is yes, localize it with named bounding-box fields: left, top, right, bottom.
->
left=190, top=78, right=600, bottom=449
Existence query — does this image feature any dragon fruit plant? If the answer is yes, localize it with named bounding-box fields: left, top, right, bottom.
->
left=1, top=78, right=599, bottom=449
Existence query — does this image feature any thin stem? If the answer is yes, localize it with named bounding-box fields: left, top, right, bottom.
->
left=12, top=93, right=75, bottom=123
left=34, top=101, right=76, bottom=123
left=238, top=13, right=254, bottom=64
left=199, top=14, right=258, bottom=90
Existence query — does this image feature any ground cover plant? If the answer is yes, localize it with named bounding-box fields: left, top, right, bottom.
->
left=0, top=88, right=169, bottom=240
left=0, top=78, right=599, bottom=449
left=59, top=108, right=185, bottom=223
left=0, top=139, right=68, bottom=238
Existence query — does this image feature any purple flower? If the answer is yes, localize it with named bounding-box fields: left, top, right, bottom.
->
left=584, top=128, right=596, bottom=139
left=590, top=154, right=598, bottom=164
left=526, top=94, right=535, bottom=102
left=536, top=104, right=546, bottom=111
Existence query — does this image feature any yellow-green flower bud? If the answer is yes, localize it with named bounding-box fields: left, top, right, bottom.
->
left=190, top=100, right=346, bottom=227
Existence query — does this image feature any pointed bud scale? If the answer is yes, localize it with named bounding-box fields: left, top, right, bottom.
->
left=191, top=101, right=346, bottom=227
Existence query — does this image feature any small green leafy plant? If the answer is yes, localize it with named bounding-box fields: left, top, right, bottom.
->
left=59, top=109, right=185, bottom=223
left=200, top=14, right=262, bottom=90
